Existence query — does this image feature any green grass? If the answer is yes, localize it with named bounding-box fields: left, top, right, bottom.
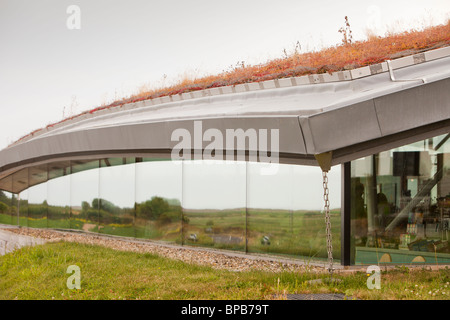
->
left=0, top=241, right=286, bottom=300
left=0, top=241, right=449, bottom=300
left=0, top=213, right=18, bottom=225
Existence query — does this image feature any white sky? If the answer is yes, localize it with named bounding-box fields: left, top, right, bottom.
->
left=0, top=0, right=449, bottom=150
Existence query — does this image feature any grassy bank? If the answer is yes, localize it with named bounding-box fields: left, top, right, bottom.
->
left=0, top=241, right=449, bottom=300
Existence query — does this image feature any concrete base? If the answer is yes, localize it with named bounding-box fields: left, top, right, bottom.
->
left=0, top=227, right=47, bottom=256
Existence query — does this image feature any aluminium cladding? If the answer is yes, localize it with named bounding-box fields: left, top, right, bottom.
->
left=0, top=46, right=450, bottom=181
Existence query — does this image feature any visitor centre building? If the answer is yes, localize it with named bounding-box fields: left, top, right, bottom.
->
left=0, top=46, right=449, bottom=266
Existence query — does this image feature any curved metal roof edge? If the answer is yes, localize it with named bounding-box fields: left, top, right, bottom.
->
left=7, top=45, right=450, bottom=149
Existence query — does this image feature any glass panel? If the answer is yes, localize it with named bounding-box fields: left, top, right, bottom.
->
left=247, top=163, right=294, bottom=255
left=47, top=162, right=71, bottom=229
left=183, top=160, right=246, bottom=251
left=0, top=191, right=12, bottom=225
left=27, top=165, right=48, bottom=228
left=18, top=190, right=28, bottom=227
left=247, top=163, right=341, bottom=260
left=0, top=175, right=14, bottom=225
left=135, top=159, right=183, bottom=242
left=351, top=133, right=450, bottom=264
left=11, top=168, right=29, bottom=227
left=70, top=160, right=99, bottom=231
left=98, top=158, right=136, bottom=237
left=10, top=193, right=18, bottom=226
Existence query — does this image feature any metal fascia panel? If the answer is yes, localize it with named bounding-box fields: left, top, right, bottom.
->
left=374, top=78, right=450, bottom=136
left=302, top=99, right=382, bottom=154
left=0, top=116, right=306, bottom=173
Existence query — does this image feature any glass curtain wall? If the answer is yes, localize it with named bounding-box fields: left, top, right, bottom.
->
left=18, top=190, right=28, bottom=227
left=70, top=160, right=99, bottom=231
left=0, top=191, right=14, bottom=225
left=10, top=168, right=29, bottom=227
left=99, top=158, right=136, bottom=237
left=182, top=160, right=247, bottom=251
left=47, top=162, right=71, bottom=229
left=0, top=175, right=14, bottom=225
left=27, top=165, right=48, bottom=228
left=351, top=133, right=450, bottom=264
left=247, top=163, right=341, bottom=260
left=0, top=157, right=342, bottom=262
left=135, top=159, right=183, bottom=242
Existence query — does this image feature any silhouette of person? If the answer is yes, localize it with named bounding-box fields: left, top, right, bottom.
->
left=376, top=192, right=389, bottom=229
left=352, top=178, right=367, bottom=242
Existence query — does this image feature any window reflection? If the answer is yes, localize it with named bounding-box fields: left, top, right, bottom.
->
left=0, top=175, right=15, bottom=225
left=351, top=133, right=450, bottom=264
left=0, top=191, right=14, bottom=225
left=98, top=158, right=136, bottom=237
left=183, top=160, right=246, bottom=251
left=27, top=165, right=48, bottom=228
left=48, top=162, right=71, bottom=229
left=0, top=154, right=344, bottom=262
left=135, top=159, right=183, bottom=242
left=18, top=190, right=28, bottom=227
left=247, top=163, right=341, bottom=260
left=12, top=168, right=29, bottom=227
left=70, top=160, right=99, bottom=231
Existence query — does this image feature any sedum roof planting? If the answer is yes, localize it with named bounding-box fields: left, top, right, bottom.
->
left=7, top=21, right=450, bottom=148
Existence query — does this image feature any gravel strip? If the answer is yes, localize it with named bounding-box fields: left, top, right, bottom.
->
left=1, top=227, right=330, bottom=274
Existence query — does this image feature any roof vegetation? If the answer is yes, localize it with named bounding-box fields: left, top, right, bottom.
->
left=11, top=18, right=450, bottom=146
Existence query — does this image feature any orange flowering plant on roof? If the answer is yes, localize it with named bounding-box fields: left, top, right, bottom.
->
left=11, top=19, right=450, bottom=146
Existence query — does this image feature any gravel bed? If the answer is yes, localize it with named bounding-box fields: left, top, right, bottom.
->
left=1, top=227, right=330, bottom=274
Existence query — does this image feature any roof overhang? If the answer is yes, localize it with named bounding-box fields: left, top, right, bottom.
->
left=0, top=47, right=449, bottom=191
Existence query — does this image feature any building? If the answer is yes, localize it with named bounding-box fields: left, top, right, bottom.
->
left=0, top=46, right=449, bottom=266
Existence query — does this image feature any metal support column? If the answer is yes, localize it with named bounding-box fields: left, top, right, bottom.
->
left=341, top=162, right=352, bottom=266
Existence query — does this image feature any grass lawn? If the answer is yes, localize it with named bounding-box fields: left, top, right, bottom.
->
left=0, top=241, right=449, bottom=300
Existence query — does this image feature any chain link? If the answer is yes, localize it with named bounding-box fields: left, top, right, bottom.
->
left=322, top=171, right=334, bottom=275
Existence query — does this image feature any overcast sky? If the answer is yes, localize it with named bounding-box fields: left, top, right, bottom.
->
left=0, top=0, right=449, bottom=150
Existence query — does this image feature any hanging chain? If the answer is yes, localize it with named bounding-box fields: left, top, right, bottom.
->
left=322, top=171, right=334, bottom=276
